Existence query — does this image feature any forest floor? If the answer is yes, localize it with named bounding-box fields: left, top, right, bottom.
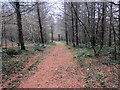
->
left=2, top=42, right=119, bottom=88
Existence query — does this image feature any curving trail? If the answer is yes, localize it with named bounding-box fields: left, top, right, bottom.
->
left=19, top=42, right=81, bottom=88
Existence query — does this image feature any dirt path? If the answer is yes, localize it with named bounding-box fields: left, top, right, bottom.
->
left=2, top=45, right=54, bottom=88
left=19, top=42, right=81, bottom=88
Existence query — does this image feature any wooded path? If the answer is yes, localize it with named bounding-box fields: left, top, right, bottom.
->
left=19, top=42, right=82, bottom=88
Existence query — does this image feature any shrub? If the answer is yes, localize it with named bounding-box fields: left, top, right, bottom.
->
left=78, top=44, right=92, bottom=49
left=73, top=54, right=81, bottom=58
left=34, top=46, right=43, bottom=51
left=102, top=58, right=119, bottom=65
left=1, top=52, right=10, bottom=59
left=79, top=44, right=85, bottom=48
left=73, top=52, right=93, bottom=58
left=2, top=60, right=24, bottom=76
left=5, top=49, right=21, bottom=55
left=34, top=43, right=47, bottom=51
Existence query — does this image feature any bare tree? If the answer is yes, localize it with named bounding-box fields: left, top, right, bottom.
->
left=90, top=2, right=96, bottom=47
left=2, top=5, right=7, bottom=50
left=118, top=1, right=120, bottom=50
left=36, top=2, right=44, bottom=44
left=64, top=2, right=68, bottom=45
left=71, top=2, right=75, bottom=47
left=108, top=3, right=113, bottom=47
left=51, top=23, right=54, bottom=42
left=75, top=2, right=79, bottom=46
left=15, top=2, right=25, bottom=50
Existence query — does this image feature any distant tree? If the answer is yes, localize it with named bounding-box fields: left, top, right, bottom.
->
left=51, top=23, right=54, bottom=42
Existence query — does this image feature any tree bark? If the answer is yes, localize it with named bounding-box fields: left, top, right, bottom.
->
left=15, top=2, right=25, bottom=50
left=64, top=2, right=68, bottom=45
left=113, top=26, right=117, bottom=60
left=101, top=2, right=106, bottom=47
left=108, top=3, right=112, bottom=47
left=36, top=2, right=44, bottom=44
left=3, top=22, right=7, bottom=50
left=118, top=1, right=120, bottom=50
left=91, top=2, right=96, bottom=47
left=95, top=2, right=107, bottom=57
left=75, top=2, right=79, bottom=46
left=71, top=2, right=75, bottom=47
left=58, top=34, right=60, bottom=41
left=51, top=24, right=54, bottom=42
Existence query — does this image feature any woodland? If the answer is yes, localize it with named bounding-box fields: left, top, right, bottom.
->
left=0, top=0, right=120, bottom=88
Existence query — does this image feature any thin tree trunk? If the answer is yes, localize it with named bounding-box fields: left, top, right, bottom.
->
left=1, top=22, right=4, bottom=49
left=58, top=34, right=60, bottom=41
left=95, top=2, right=107, bottom=57
left=64, top=2, right=68, bottom=45
left=96, top=3, right=101, bottom=45
left=75, top=2, right=79, bottom=46
left=119, top=1, right=120, bottom=50
left=91, top=2, right=96, bottom=47
left=108, top=3, right=112, bottom=47
left=101, top=2, right=106, bottom=47
left=36, top=2, right=44, bottom=44
left=2, top=5, right=7, bottom=50
left=51, top=24, right=54, bottom=42
left=71, top=2, right=75, bottom=47
left=15, top=2, right=25, bottom=50
left=113, top=26, right=117, bottom=60
left=3, top=21, right=7, bottom=50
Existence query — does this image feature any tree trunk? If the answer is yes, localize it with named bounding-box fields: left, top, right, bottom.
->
left=96, top=3, right=101, bottom=45
left=2, top=5, right=7, bottom=50
left=118, top=1, right=120, bottom=50
left=95, top=2, right=107, bottom=57
left=3, top=20, right=7, bottom=50
left=113, top=26, right=117, bottom=60
left=71, top=2, right=75, bottom=47
left=101, top=2, right=106, bottom=47
left=91, top=2, right=96, bottom=47
left=1, top=22, right=4, bottom=49
left=15, top=2, right=25, bottom=50
left=108, top=3, right=112, bottom=47
left=51, top=24, right=54, bottom=42
left=64, top=2, right=68, bottom=45
left=36, top=2, right=44, bottom=44
left=58, top=34, right=60, bottom=41
left=75, top=2, right=79, bottom=46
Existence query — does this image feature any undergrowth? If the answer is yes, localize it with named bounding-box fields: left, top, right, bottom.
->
left=2, top=44, right=46, bottom=83
left=70, top=44, right=119, bottom=88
